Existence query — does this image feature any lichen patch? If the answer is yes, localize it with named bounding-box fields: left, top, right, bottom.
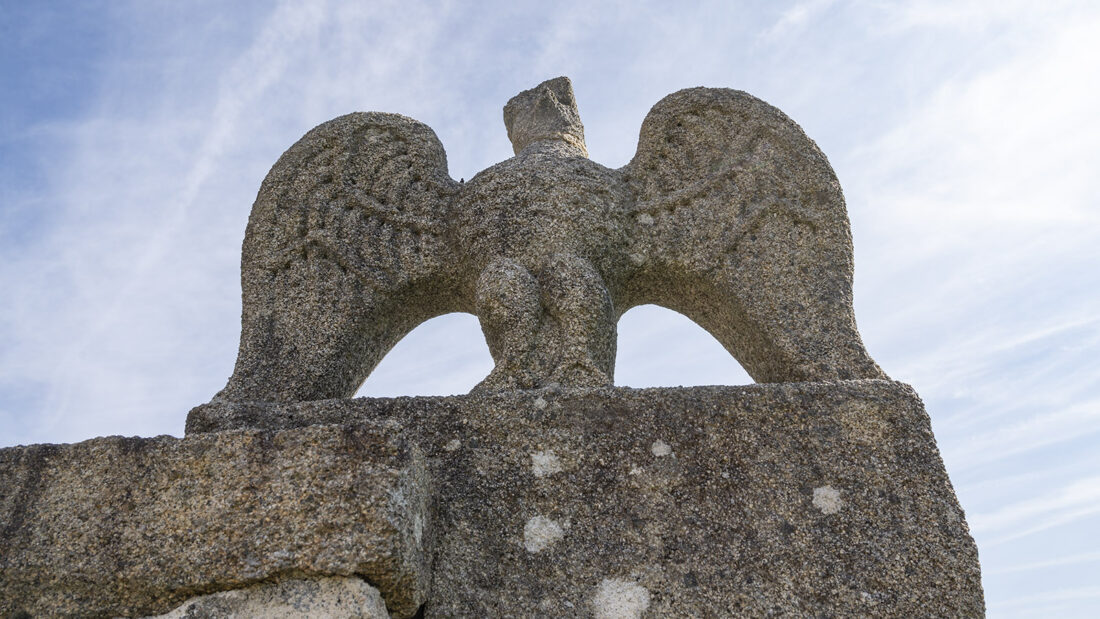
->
left=651, top=440, right=673, bottom=457
left=523, top=515, right=564, bottom=552
left=813, top=485, right=843, bottom=514
left=592, top=578, right=651, bottom=619
left=413, top=513, right=424, bottom=547
left=531, top=450, right=563, bottom=478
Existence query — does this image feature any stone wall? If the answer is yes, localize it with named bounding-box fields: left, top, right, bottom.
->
left=2, top=381, right=984, bottom=617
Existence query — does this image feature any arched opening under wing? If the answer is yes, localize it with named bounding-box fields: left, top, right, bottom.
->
left=355, top=312, right=493, bottom=397
left=615, top=304, right=753, bottom=387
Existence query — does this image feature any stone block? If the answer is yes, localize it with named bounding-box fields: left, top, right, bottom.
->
left=0, top=423, right=429, bottom=618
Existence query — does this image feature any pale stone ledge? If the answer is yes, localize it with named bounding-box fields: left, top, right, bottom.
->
left=143, top=577, right=390, bottom=619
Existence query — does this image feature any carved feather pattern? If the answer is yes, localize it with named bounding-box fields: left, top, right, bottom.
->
left=246, top=112, right=459, bottom=293
left=622, top=89, right=837, bottom=261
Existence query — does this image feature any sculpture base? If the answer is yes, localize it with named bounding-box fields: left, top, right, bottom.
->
left=1, top=381, right=983, bottom=617
left=189, top=380, right=984, bottom=617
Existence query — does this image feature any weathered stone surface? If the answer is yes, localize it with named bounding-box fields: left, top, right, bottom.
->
left=0, top=424, right=429, bottom=618
left=189, top=380, right=985, bottom=617
left=144, top=577, right=390, bottom=619
left=207, top=76, right=883, bottom=410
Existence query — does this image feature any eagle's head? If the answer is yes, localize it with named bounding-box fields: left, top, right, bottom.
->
left=503, top=76, right=587, bottom=157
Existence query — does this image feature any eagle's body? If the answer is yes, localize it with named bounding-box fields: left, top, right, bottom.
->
left=455, top=146, right=627, bottom=278
left=457, top=142, right=629, bottom=389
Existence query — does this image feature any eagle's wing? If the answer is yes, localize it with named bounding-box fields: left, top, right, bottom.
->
left=215, top=112, right=465, bottom=404
left=617, top=88, right=884, bottom=382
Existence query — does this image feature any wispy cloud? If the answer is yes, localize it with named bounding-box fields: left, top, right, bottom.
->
left=843, top=2, right=1100, bottom=460
left=831, top=4, right=1100, bottom=611
left=991, top=585, right=1100, bottom=617
left=760, top=0, right=837, bottom=40
left=986, top=550, right=1100, bottom=575
left=884, top=0, right=1087, bottom=33
left=969, top=476, right=1100, bottom=544
left=42, top=2, right=329, bottom=428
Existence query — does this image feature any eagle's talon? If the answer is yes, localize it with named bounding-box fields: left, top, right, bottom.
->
left=472, top=364, right=537, bottom=393
left=550, top=357, right=612, bottom=389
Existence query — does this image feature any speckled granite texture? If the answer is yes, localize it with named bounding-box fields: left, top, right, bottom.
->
left=0, top=424, right=430, bottom=618
left=188, top=381, right=984, bottom=617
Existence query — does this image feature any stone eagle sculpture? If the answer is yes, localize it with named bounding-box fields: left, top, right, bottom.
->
left=210, top=76, right=885, bottom=406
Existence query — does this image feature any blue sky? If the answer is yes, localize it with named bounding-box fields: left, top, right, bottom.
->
left=2, top=1, right=1098, bottom=615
